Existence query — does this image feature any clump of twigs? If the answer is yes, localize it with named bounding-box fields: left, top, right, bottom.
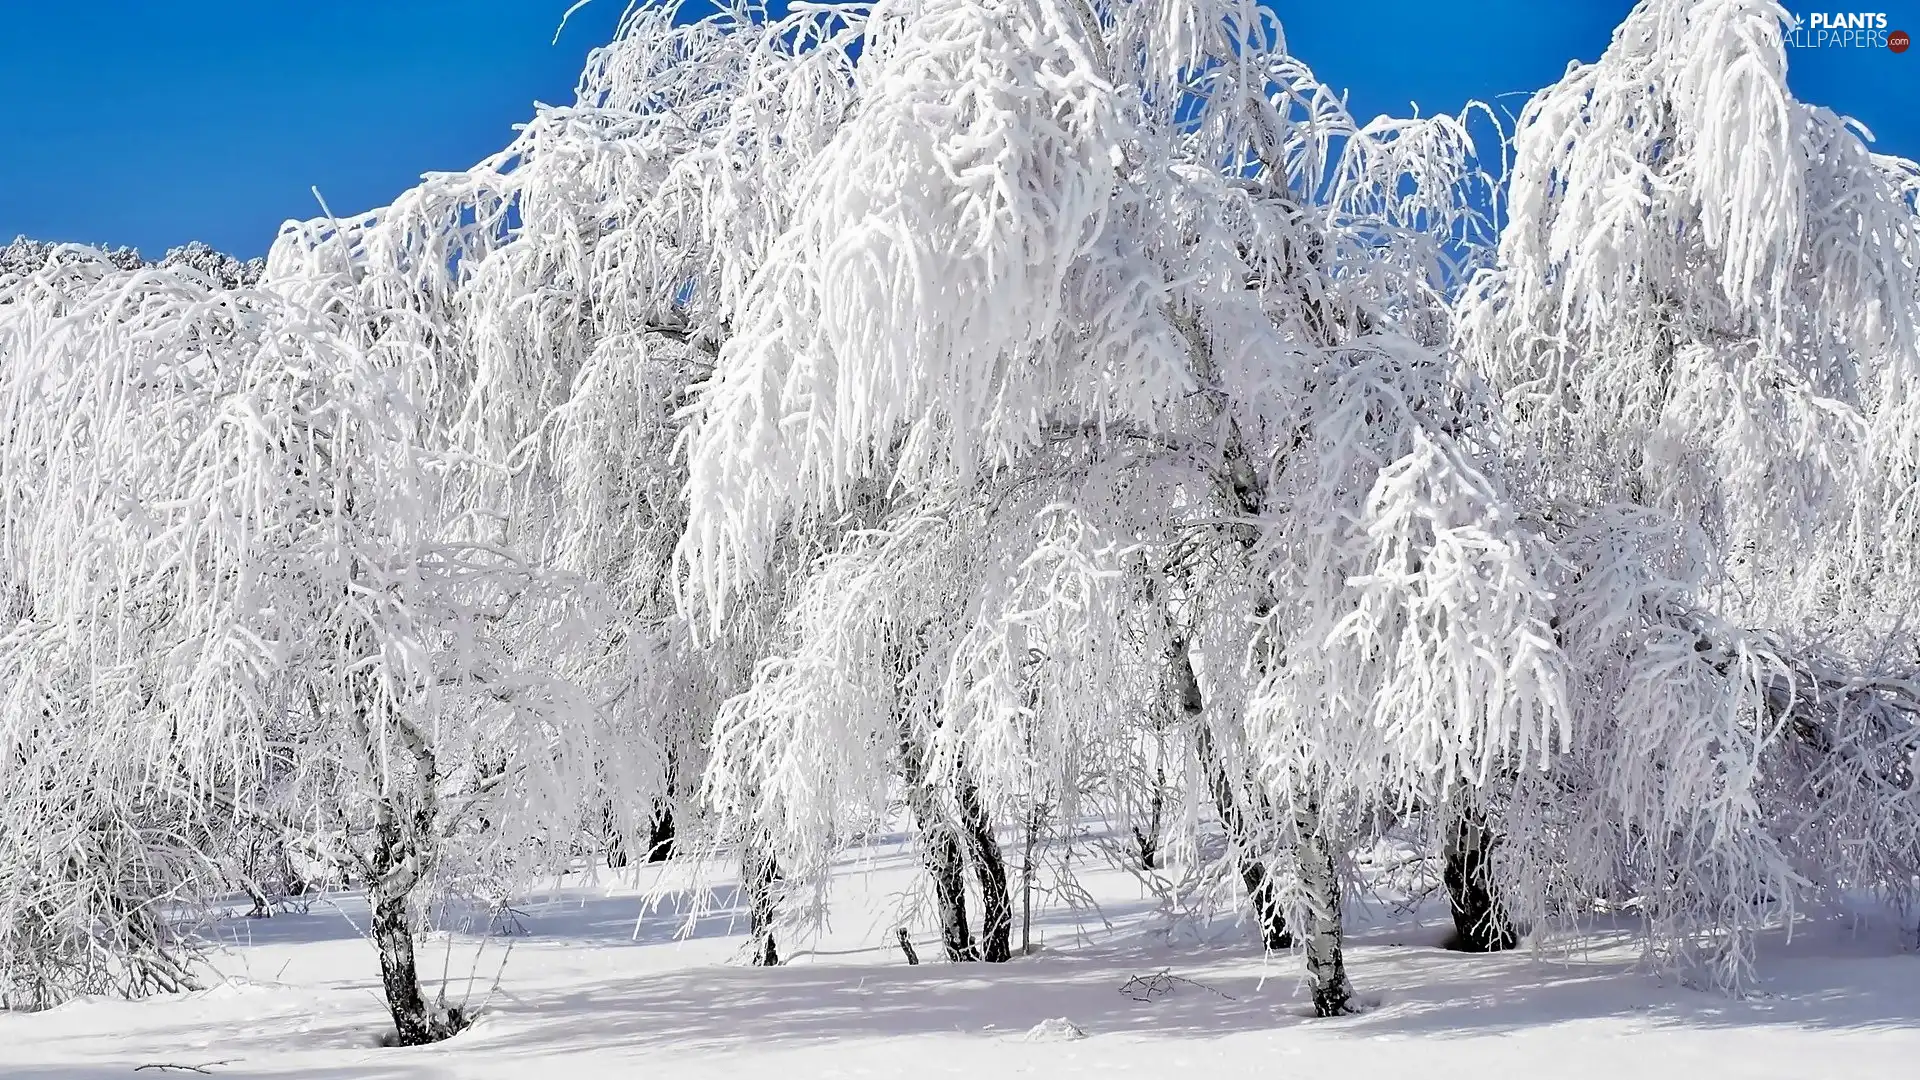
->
left=1118, top=968, right=1237, bottom=1002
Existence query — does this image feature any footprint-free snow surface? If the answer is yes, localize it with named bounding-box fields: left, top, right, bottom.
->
left=7, top=837, right=1917, bottom=1079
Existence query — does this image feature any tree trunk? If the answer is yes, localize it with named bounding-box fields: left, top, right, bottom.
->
left=647, top=801, right=676, bottom=863
left=238, top=834, right=275, bottom=917
left=367, top=812, right=462, bottom=1046
left=1133, top=756, right=1165, bottom=870
left=348, top=669, right=460, bottom=1046
left=372, top=885, right=445, bottom=1045
left=603, top=802, right=630, bottom=869
left=1294, top=797, right=1353, bottom=1017
left=1442, top=799, right=1516, bottom=953
left=957, top=769, right=1013, bottom=963
left=1176, top=638, right=1291, bottom=951
left=1021, top=803, right=1040, bottom=955
left=890, top=626, right=1010, bottom=964
left=899, top=716, right=978, bottom=961
left=743, top=846, right=780, bottom=967
left=277, top=839, right=311, bottom=898
left=928, top=825, right=976, bottom=961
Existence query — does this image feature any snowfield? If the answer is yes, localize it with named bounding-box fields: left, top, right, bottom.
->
left=7, top=838, right=1916, bottom=1080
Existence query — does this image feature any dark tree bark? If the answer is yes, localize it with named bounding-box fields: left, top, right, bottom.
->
left=956, top=769, right=1013, bottom=963
left=744, top=846, right=781, bottom=967
left=243, top=879, right=273, bottom=919
left=236, top=833, right=276, bottom=918
left=650, top=749, right=681, bottom=864
left=1132, top=761, right=1165, bottom=870
left=647, top=801, right=676, bottom=863
left=1021, top=803, right=1042, bottom=955
left=1176, top=638, right=1292, bottom=951
left=603, top=801, right=630, bottom=868
left=890, top=625, right=1010, bottom=963
left=347, top=666, right=462, bottom=1047
left=108, top=888, right=199, bottom=999
left=367, top=809, right=462, bottom=1046
left=1442, top=801, right=1517, bottom=953
left=277, top=838, right=311, bottom=898
left=371, top=886, right=458, bottom=1046
left=1232, top=841, right=1291, bottom=952
left=929, top=827, right=977, bottom=961
left=898, top=714, right=978, bottom=961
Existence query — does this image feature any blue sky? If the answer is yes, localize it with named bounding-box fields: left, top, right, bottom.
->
left=1, top=1, right=1913, bottom=259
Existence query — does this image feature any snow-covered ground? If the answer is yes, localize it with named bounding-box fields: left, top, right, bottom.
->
left=8, top=835, right=1917, bottom=1079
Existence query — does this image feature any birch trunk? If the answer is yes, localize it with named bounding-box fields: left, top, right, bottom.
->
left=366, top=801, right=461, bottom=1045
left=370, top=879, right=443, bottom=1045
left=1293, top=797, right=1353, bottom=1017
left=1175, top=637, right=1292, bottom=951
left=350, top=675, right=462, bottom=1047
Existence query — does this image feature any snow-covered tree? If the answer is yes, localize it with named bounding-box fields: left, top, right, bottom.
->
left=0, top=619, right=217, bottom=1009
left=0, top=247, right=226, bottom=1009
left=1457, top=0, right=1920, bottom=987
left=677, top=0, right=1564, bottom=1014
left=134, top=1, right=882, bottom=974
left=0, top=226, right=623, bottom=1038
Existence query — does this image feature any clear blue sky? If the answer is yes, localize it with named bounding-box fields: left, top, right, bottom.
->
left=1, top=1, right=1913, bottom=259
